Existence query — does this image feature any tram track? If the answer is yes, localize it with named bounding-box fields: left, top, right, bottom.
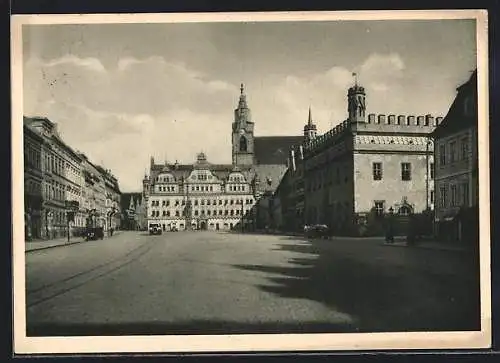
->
left=26, top=240, right=154, bottom=308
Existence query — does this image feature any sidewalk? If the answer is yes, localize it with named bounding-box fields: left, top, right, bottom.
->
left=25, top=231, right=122, bottom=253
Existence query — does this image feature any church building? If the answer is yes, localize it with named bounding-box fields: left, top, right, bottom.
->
left=143, top=84, right=303, bottom=231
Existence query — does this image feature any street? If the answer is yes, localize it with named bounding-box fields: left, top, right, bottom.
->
left=25, top=231, right=481, bottom=336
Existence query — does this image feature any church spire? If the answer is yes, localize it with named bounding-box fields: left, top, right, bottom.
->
left=238, top=83, right=248, bottom=109
left=304, top=106, right=317, bottom=142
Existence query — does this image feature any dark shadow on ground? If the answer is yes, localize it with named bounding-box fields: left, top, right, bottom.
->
left=27, top=320, right=357, bottom=336
left=233, top=237, right=481, bottom=333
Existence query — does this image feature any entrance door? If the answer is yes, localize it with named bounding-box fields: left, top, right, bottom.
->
left=200, top=221, right=207, bottom=230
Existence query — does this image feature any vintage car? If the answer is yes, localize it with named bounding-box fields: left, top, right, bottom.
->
left=85, top=226, right=104, bottom=241
left=149, top=223, right=162, bottom=235
left=304, top=224, right=330, bottom=239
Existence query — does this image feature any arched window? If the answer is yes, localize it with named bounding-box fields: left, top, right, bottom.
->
left=239, top=136, right=248, bottom=152
left=399, top=204, right=412, bottom=216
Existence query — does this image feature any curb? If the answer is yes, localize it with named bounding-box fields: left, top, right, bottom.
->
left=25, top=232, right=124, bottom=253
left=26, top=239, right=87, bottom=253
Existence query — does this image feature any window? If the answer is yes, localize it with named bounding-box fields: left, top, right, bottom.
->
left=430, top=190, right=435, bottom=204
left=240, top=136, right=248, bottom=152
left=430, top=163, right=434, bottom=179
left=219, top=200, right=222, bottom=205
left=439, top=144, right=446, bottom=166
left=451, top=185, right=457, bottom=206
left=372, top=162, right=382, bottom=180
left=461, top=138, right=468, bottom=160
left=439, top=186, right=447, bottom=207
left=462, top=182, right=470, bottom=206
left=450, top=141, right=457, bottom=163
left=374, top=201, right=385, bottom=216
left=401, top=163, right=411, bottom=181
left=175, top=211, right=180, bottom=217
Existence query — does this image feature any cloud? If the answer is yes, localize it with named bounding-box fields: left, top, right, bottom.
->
left=43, top=54, right=106, bottom=73
left=23, top=51, right=413, bottom=191
left=254, top=52, right=411, bottom=137
left=361, top=52, right=405, bottom=74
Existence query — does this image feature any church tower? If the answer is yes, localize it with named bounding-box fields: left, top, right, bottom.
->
left=232, top=83, right=255, bottom=165
left=347, top=73, right=366, bottom=123
left=303, top=107, right=318, bottom=143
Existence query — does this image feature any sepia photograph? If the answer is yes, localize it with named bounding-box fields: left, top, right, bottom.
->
left=11, top=10, right=490, bottom=354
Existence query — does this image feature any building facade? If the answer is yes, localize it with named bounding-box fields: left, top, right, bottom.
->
left=24, top=116, right=121, bottom=240
left=99, top=166, right=122, bottom=234
left=80, top=155, right=107, bottom=232
left=433, top=70, right=478, bottom=244
left=23, top=124, right=44, bottom=240
left=25, top=117, right=84, bottom=239
left=288, top=80, right=441, bottom=236
left=145, top=153, right=257, bottom=231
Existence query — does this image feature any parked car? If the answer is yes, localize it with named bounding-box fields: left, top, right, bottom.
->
left=149, top=223, right=162, bottom=235
left=305, top=224, right=330, bottom=239
left=85, top=226, right=104, bottom=241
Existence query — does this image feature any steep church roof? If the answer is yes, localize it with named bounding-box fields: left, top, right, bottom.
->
left=254, top=136, right=304, bottom=165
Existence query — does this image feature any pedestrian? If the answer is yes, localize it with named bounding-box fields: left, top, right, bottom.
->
left=385, top=207, right=395, bottom=244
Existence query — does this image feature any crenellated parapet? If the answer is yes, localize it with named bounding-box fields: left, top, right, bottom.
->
left=302, top=112, right=442, bottom=157
left=363, top=113, right=443, bottom=129
left=303, top=119, right=350, bottom=155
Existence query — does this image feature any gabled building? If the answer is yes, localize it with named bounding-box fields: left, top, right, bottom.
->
left=432, top=70, right=478, bottom=244
left=144, top=84, right=304, bottom=231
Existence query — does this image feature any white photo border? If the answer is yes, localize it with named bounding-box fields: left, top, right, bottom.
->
left=11, top=9, right=491, bottom=354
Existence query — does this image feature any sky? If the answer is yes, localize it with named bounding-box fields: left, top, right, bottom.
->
left=22, top=18, right=477, bottom=192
